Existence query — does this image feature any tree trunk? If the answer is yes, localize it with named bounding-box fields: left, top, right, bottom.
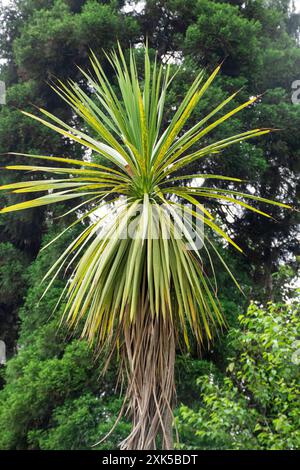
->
left=120, top=306, right=176, bottom=450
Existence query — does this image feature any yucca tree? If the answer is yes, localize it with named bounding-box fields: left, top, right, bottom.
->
left=0, top=45, right=289, bottom=450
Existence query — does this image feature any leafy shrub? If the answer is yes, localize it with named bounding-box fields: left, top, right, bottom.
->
left=177, top=301, right=300, bottom=450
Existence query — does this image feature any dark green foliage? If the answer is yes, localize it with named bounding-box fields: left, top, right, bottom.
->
left=0, top=335, right=128, bottom=450
left=184, top=0, right=263, bottom=76
left=0, top=243, right=28, bottom=308
left=0, top=224, right=127, bottom=450
left=28, top=394, right=129, bottom=450
left=0, top=243, right=29, bottom=356
left=13, top=0, right=139, bottom=83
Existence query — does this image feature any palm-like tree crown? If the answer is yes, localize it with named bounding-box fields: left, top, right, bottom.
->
left=0, top=45, right=288, bottom=346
